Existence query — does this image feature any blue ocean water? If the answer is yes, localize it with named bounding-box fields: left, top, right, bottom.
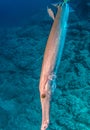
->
left=0, top=0, right=90, bottom=130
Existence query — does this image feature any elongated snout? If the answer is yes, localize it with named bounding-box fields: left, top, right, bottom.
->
left=40, top=80, right=51, bottom=130
left=40, top=74, right=56, bottom=130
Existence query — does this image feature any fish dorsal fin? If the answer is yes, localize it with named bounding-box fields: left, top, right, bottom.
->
left=47, top=7, right=55, bottom=20
left=51, top=1, right=62, bottom=8
left=51, top=3, right=60, bottom=8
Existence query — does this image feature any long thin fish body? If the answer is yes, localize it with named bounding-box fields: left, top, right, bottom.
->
left=39, top=4, right=69, bottom=130
left=54, top=4, right=69, bottom=73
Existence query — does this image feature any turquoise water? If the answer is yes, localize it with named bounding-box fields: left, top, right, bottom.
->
left=0, top=0, right=90, bottom=130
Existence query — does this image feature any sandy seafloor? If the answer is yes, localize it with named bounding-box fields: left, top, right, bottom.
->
left=0, top=7, right=90, bottom=130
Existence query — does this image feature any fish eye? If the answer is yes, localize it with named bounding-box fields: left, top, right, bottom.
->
left=41, top=93, right=46, bottom=98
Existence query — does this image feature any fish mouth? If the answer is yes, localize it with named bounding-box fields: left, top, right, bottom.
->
left=41, top=119, right=49, bottom=130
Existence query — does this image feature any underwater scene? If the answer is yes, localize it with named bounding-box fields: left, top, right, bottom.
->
left=0, top=0, right=90, bottom=130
